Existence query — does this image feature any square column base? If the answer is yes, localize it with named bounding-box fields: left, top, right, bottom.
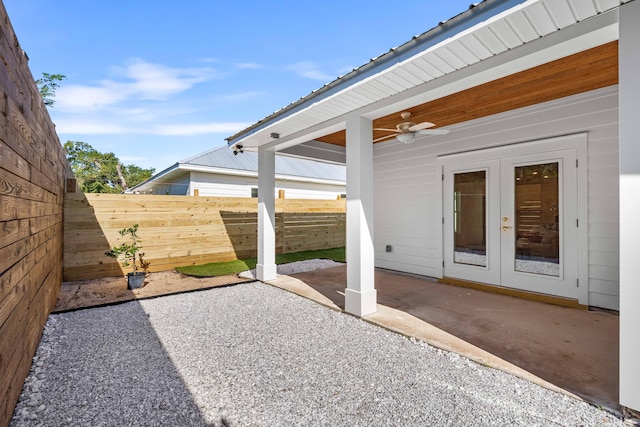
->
left=257, top=264, right=277, bottom=281
left=344, top=288, right=377, bottom=317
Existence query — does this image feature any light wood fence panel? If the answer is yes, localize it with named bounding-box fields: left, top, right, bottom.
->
left=63, top=194, right=346, bottom=281
left=0, top=4, right=75, bottom=425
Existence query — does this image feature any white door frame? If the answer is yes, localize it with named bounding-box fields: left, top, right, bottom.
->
left=436, top=133, right=588, bottom=305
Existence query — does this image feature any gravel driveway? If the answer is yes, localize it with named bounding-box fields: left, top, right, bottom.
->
left=11, top=281, right=623, bottom=426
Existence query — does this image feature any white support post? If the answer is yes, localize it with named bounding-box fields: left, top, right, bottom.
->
left=344, top=115, right=377, bottom=317
left=619, top=1, right=640, bottom=414
left=257, top=147, right=277, bottom=281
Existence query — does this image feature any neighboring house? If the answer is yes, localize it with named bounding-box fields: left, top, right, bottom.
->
left=127, top=146, right=346, bottom=200
left=225, top=0, right=640, bottom=413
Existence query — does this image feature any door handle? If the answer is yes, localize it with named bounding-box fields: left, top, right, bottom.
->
left=502, top=226, right=513, bottom=231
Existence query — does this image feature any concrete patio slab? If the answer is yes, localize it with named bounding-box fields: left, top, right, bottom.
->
left=274, top=265, right=619, bottom=412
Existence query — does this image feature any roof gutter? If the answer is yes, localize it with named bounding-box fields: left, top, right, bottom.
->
left=226, top=0, right=527, bottom=146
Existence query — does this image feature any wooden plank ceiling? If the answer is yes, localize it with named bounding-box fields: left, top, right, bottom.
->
left=316, top=41, right=618, bottom=147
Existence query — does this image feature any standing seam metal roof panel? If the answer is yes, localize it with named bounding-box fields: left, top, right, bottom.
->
left=181, top=146, right=346, bottom=182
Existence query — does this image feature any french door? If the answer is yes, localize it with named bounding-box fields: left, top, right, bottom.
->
left=442, top=146, right=578, bottom=299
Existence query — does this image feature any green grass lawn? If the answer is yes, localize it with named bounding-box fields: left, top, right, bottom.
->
left=176, top=247, right=345, bottom=277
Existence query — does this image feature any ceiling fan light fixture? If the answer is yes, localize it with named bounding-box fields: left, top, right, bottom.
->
left=396, top=133, right=415, bottom=144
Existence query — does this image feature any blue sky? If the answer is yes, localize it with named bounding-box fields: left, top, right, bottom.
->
left=5, top=1, right=474, bottom=172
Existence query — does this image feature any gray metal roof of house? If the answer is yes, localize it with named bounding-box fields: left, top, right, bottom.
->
left=181, top=146, right=345, bottom=182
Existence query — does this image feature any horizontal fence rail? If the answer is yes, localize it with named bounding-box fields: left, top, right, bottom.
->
left=63, top=193, right=346, bottom=281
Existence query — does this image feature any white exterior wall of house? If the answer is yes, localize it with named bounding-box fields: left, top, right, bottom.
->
left=187, top=171, right=344, bottom=200
left=373, top=86, right=619, bottom=311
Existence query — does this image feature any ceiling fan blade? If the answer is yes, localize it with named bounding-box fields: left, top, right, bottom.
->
left=416, top=128, right=450, bottom=135
left=409, top=121, right=435, bottom=131
left=373, top=128, right=399, bottom=132
left=373, top=134, right=398, bottom=143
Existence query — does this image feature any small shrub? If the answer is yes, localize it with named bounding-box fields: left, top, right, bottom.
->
left=105, top=224, right=150, bottom=274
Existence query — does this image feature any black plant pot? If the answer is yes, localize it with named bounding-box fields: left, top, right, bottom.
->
left=127, top=272, right=146, bottom=290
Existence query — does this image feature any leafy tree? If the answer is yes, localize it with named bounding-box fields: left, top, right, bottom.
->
left=36, top=72, right=66, bottom=106
left=64, top=141, right=155, bottom=193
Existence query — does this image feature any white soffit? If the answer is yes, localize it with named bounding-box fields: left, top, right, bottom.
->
left=230, top=0, right=628, bottom=151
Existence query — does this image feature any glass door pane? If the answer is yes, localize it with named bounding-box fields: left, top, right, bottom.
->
left=454, top=171, right=487, bottom=267
left=514, top=162, right=559, bottom=276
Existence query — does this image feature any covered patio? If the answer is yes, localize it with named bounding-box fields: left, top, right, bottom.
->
left=226, top=0, right=640, bottom=415
left=276, top=265, right=619, bottom=410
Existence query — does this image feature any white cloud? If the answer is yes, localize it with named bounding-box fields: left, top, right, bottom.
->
left=55, top=118, right=250, bottom=136
left=56, top=58, right=217, bottom=111
left=54, top=119, right=130, bottom=134
left=118, top=59, right=215, bottom=100
left=287, top=61, right=334, bottom=82
left=235, top=62, right=262, bottom=69
left=56, top=85, right=128, bottom=110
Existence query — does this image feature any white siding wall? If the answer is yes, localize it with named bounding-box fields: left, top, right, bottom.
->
left=188, top=171, right=344, bottom=200
left=189, top=172, right=254, bottom=197
left=373, top=86, right=619, bottom=310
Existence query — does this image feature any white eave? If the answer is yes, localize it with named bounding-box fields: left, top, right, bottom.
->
left=226, top=0, right=628, bottom=152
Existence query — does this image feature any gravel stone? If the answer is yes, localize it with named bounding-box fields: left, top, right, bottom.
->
left=239, top=259, right=343, bottom=279
left=10, top=273, right=624, bottom=426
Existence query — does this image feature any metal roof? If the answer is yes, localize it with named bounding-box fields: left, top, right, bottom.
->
left=126, top=146, right=345, bottom=193
left=182, top=146, right=346, bottom=181
left=226, top=0, right=629, bottom=150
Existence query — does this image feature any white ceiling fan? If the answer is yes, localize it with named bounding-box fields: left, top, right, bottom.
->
left=373, top=111, right=449, bottom=144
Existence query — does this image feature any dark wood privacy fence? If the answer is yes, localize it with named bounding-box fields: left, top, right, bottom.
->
left=63, top=193, right=346, bottom=281
left=0, top=3, right=75, bottom=425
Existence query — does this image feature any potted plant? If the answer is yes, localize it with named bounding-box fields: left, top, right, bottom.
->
left=105, top=224, right=150, bottom=289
